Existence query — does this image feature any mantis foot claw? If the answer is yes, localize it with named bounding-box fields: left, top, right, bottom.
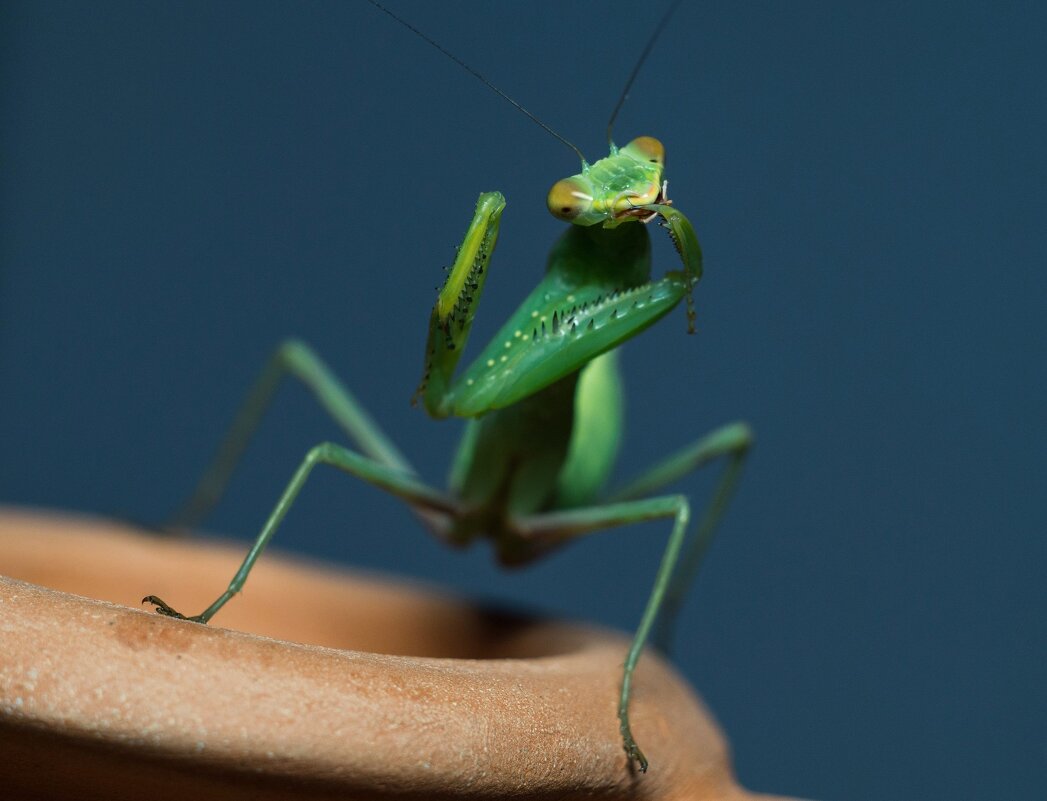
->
left=624, top=740, right=649, bottom=773
left=142, top=595, right=207, bottom=623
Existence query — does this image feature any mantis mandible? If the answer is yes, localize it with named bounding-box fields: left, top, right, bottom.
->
left=143, top=0, right=752, bottom=773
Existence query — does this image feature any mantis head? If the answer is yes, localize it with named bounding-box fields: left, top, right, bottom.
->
left=546, top=137, right=667, bottom=228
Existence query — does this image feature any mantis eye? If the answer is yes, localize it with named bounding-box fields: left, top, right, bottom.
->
left=547, top=177, right=592, bottom=221
left=622, top=136, right=665, bottom=166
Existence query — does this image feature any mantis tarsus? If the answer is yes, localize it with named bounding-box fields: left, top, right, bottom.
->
left=143, top=0, right=752, bottom=773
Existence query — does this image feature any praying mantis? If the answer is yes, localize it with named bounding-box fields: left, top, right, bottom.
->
left=143, top=0, right=752, bottom=773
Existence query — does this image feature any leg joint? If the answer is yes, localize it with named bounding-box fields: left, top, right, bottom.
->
left=276, top=337, right=318, bottom=369
left=304, top=441, right=340, bottom=467
left=717, top=420, right=755, bottom=455
left=671, top=494, right=691, bottom=526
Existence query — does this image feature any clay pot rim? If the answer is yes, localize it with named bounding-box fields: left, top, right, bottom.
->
left=0, top=507, right=765, bottom=800
left=0, top=505, right=617, bottom=661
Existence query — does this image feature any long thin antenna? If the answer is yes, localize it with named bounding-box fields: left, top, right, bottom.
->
left=605, top=0, right=683, bottom=147
left=367, top=0, right=587, bottom=164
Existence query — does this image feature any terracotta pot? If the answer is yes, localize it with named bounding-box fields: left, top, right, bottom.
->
left=0, top=508, right=800, bottom=800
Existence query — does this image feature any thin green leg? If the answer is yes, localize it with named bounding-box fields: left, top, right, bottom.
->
left=515, top=495, right=691, bottom=773
left=610, top=420, right=753, bottom=652
left=145, top=441, right=457, bottom=623
left=169, top=339, right=412, bottom=530
left=609, top=421, right=752, bottom=502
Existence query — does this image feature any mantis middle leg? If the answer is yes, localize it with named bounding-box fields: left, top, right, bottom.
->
left=514, top=495, right=690, bottom=773
left=146, top=441, right=457, bottom=623
left=610, top=420, right=753, bottom=652
left=512, top=420, right=752, bottom=771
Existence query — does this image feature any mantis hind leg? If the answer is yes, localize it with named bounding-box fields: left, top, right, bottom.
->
left=145, top=441, right=457, bottom=623
left=169, top=339, right=413, bottom=530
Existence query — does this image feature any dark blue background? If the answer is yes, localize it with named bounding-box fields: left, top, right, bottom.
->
left=2, top=2, right=1044, bottom=798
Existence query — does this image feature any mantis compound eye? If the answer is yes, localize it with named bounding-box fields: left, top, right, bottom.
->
left=621, top=136, right=665, bottom=166
left=547, top=177, right=593, bottom=221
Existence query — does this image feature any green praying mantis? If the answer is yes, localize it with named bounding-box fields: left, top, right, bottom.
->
left=143, top=0, right=752, bottom=773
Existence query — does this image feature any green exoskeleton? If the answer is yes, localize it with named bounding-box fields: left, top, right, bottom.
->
left=144, top=1, right=752, bottom=773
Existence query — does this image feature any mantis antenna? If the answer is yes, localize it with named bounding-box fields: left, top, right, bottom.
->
left=366, top=0, right=588, bottom=164
left=605, top=0, right=684, bottom=148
